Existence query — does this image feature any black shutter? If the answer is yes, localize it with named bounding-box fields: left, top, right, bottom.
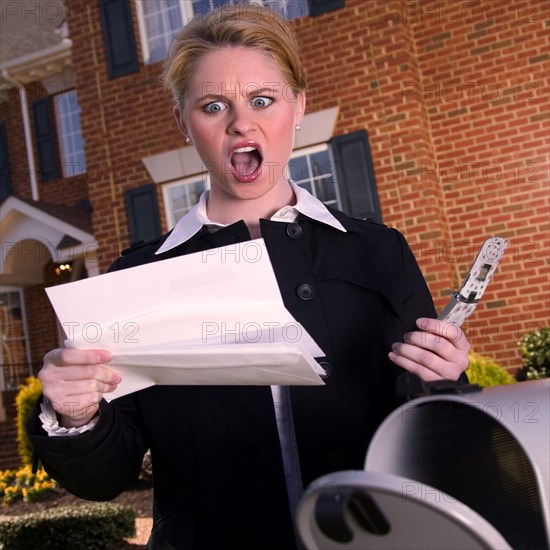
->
left=308, top=0, right=345, bottom=16
left=0, top=122, right=12, bottom=202
left=124, top=184, right=162, bottom=243
left=330, top=130, right=382, bottom=222
left=98, top=0, right=139, bottom=79
left=32, top=97, right=60, bottom=181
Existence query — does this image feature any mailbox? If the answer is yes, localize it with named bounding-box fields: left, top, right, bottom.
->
left=297, top=379, right=549, bottom=549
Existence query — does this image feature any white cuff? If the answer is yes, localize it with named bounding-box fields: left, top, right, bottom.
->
left=39, top=398, right=98, bottom=437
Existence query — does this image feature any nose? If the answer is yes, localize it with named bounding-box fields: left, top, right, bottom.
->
left=227, top=104, right=256, bottom=136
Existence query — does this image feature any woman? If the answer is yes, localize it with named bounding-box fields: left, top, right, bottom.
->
left=28, top=5, right=469, bottom=549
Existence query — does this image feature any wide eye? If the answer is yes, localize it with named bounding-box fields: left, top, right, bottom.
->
left=251, top=96, right=273, bottom=109
left=203, top=101, right=226, bottom=113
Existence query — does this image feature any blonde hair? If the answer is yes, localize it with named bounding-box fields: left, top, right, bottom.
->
left=162, top=4, right=307, bottom=108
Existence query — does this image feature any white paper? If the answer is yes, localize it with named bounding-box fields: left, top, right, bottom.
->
left=45, top=239, right=326, bottom=400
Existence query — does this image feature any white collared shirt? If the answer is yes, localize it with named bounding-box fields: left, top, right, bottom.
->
left=155, top=180, right=346, bottom=255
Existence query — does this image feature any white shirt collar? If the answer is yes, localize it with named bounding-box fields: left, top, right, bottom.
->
left=155, top=181, right=346, bottom=255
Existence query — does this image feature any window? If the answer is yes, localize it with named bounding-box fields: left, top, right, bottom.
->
left=139, top=0, right=186, bottom=64
left=289, top=145, right=343, bottom=210
left=137, top=0, right=309, bottom=65
left=0, top=288, right=31, bottom=392
left=163, top=176, right=208, bottom=228
left=54, top=91, right=86, bottom=177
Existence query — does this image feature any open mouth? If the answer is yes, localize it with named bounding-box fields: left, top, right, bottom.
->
left=230, top=146, right=263, bottom=183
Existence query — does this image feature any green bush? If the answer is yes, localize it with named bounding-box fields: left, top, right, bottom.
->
left=15, top=376, right=42, bottom=465
left=466, top=352, right=516, bottom=387
left=0, top=502, right=135, bottom=549
left=516, top=327, right=550, bottom=381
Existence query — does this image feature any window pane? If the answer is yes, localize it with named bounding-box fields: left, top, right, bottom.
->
left=144, top=9, right=163, bottom=36
left=316, top=175, right=337, bottom=203
left=0, top=290, right=30, bottom=390
left=291, top=147, right=342, bottom=209
left=263, top=0, right=309, bottom=19
left=311, top=150, right=331, bottom=176
left=298, top=180, right=312, bottom=194
left=167, top=4, right=183, bottom=31
left=54, top=90, right=86, bottom=177
left=167, top=179, right=206, bottom=225
left=148, top=38, right=166, bottom=63
left=143, top=0, right=183, bottom=63
left=288, top=156, right=308, bottom=182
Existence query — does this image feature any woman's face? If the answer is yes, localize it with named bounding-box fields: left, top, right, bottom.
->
left=176, top=46, right=305, bottom=202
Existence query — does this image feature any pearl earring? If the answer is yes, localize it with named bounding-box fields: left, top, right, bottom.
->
left=295, top=124, right=301, bottom=131
left=186, top=136, right=193, bottom=145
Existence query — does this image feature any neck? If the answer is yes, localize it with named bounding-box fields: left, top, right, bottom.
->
left=206, top=182, right=295, bottom=238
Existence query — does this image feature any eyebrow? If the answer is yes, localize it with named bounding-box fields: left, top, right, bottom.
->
left=246, top=86, right=279, bottom=96
left=195, top=94, right=225, bottom=104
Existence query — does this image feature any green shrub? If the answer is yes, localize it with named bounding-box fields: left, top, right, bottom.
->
left=15, top=376, right=42, bottom=465
left=516, top=327, right=550, bottom=381
left=466, top=352, right=516, bottom=387
left=0, top=502, right=135, bottom=549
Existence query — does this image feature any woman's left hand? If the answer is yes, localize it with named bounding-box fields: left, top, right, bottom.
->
left=389, top=317, right=470, bottom=381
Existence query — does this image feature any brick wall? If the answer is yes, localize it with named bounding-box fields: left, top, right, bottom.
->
left=403, top=0, right=550, bottom=366
left=294, top=0, right=549, bottom=368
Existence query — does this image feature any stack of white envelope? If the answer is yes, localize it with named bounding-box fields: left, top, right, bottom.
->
left=46, top=239, right=326, bottom=401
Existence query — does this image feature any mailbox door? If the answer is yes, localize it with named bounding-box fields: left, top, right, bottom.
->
left=296, top=471, right=511, bottom=550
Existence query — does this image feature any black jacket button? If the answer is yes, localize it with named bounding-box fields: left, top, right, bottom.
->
left=296, top=283, right=315, bottom=300
left=286, top=223, right=303, bottom=239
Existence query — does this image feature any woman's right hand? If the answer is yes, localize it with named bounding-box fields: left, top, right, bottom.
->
left=38, top=348, right=121, bottom=429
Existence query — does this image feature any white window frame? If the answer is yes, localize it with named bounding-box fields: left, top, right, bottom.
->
left=136, top=0, right=193, bottom=65
left=53, top=90, right=86, bottom=177
left=162, top=174, right=210, bottom=229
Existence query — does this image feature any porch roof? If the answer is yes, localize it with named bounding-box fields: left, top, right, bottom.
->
left=0, top=196, right=96, bottom=286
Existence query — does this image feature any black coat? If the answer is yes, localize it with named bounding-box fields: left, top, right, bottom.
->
left=27, top=210, right=436, bottom=549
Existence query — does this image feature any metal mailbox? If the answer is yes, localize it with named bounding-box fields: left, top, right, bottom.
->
left=297, top=379, right=549, bottom=549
